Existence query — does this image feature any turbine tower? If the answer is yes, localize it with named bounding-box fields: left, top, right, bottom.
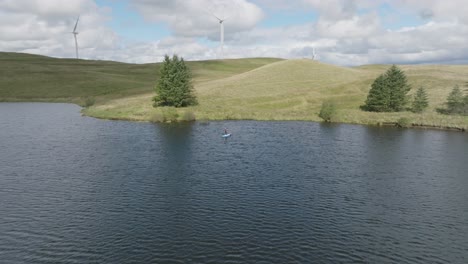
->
left=213, top=14, right=226, bottom=59
left=72, top=16, right=80, bottom=59
left=312, top=47, right=317, bottom=60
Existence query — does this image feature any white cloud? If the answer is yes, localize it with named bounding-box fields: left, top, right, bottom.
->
left=0, top=0, right=119, bottom=59
left=315, top=13, right=380, bottom=38
left=129, top=0, right=264, bottom=40
left=392, top=0, right=468, bottom=23
left=1, top=0, right=468, bottom=65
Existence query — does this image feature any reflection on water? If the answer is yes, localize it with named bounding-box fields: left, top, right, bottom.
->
left=0, top=103, right=467, bottom=263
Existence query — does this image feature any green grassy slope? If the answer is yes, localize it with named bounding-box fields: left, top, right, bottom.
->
left=0, top=52, right=281, bottom=104
left=0, top=52, right=154, bottom=102
left=195, top=59, right=372, bottom=120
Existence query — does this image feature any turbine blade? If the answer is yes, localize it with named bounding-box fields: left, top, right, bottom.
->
left=73, top=16, right=80, bottom=32
left=213, top=14, right=222, bottom=21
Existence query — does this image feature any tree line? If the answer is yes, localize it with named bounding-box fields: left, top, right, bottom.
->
left=361, top=65, right=429, bottom=113
left=361, top=65, right=467, bottom=116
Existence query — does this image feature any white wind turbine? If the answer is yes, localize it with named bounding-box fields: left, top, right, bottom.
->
left=213, top=14, right=227, bottom=59
left=71, top=16, right=80, bottom=59
left=312, top=47, right=317, bottom=60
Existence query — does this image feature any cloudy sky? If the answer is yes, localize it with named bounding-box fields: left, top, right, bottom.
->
left=1, top=0, right=467, bottom=65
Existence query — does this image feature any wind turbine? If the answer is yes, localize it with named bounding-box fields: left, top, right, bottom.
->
left=213, top=14, right=227, bottom=59
left=71, top=16, right=80, bottom=59
left=312, top=47, right=317, bottom=60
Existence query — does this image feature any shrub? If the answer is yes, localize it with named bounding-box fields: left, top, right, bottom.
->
left=397, top=117, right=411, bottom=128
left=319, top=101, right=337, bottom=122
left=84, top=97, right=95, bottom=107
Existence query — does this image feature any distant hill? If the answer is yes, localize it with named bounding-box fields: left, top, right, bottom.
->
left=0, top=52, right=281, bottom=102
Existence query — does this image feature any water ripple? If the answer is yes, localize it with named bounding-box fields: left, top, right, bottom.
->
left=0, top=103, right=467, bottom=263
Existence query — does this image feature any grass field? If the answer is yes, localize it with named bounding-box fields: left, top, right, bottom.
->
left=1, top=52, right=467, bottom=130
left=0, top=52, right=280, bottom=104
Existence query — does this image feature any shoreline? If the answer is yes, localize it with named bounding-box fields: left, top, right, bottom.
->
left=1, top=100, right=466, bottom=132
left=380, top=122, right=466, bottom=132
left=81, top=105, right=467, bottom=133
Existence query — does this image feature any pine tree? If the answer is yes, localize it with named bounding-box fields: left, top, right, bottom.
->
left=153, top=55, right=197, bottom=107
left=363, top=65, right=411, bottom=112
left=364, top=74, right=390, bottom=112
left=411, top=86, right=429, bottom=113
left=386, top=65, right=411, bottom=111
left=446, top=85, right=464, bottom=114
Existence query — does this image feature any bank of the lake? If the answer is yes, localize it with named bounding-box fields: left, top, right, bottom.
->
left=81, top=59, right=468, bottom=131
left=2, top=52, right=468, bottom=131
left=82, top=97, right=468, bottom=132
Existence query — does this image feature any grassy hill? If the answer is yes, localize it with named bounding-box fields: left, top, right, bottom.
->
left=1, top=52, right=467, bottom=130
left=0, top=52, right=154, bottom=102
left=195, top=59, right=370, bottom=120
left=0, top=52, right=280, bottom=103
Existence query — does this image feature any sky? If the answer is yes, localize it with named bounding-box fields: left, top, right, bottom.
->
left=1, top=0, right=468, bottom=65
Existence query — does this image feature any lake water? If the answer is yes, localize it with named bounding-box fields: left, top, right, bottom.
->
left=1, top=103, right=467, bottom=263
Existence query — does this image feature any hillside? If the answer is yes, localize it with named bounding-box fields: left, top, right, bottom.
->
left=1, top=52, right=467, bottom=130
left=86, top=59, right=468, bottom=129
left=0, top=52, right=281, bottom=104
left=0, top=52, right=154, bottom=102
left=195, top=59, right=372, bottom=120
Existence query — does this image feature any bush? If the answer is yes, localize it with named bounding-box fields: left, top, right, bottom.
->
left=319, top=101, right=337, bottom=122
left=84, top=97, right=95, bottom=107
left=397, top=117, right=411, bottom=128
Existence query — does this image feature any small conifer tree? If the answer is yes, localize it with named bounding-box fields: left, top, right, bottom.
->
left=153, top=55, right=197, bottom=107
left=364, top=74, right=390, bottom=112
left=363, top=65, right=411, bottom=112
left=411, top=86, right=429, bottom=113
left=446, top=85, right=464, bottom=114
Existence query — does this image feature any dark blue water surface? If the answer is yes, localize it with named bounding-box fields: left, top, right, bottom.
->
left=1, top=103, right=467, bottom=263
